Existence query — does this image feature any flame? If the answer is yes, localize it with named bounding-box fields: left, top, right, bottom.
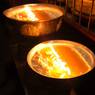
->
left=35, top=43, right=71, bottom=78
left=28, top=41, right=94, bottom=79
left=47, top=44, right=71, bottom=78
left=24, top=6, right=39, bottom=21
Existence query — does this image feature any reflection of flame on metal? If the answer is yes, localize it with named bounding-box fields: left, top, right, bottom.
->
left=70, top=88, right=77, bottom=95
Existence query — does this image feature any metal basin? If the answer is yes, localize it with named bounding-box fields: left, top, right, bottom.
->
left=27, top=40, right=95, bottom=79
left=3, top=4, right=64, bottom=37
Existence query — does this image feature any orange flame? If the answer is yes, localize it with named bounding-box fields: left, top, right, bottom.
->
left=27, top=41, right=93, bottom=79
left=34, top=43, right=71, bottom=78
left=45, top=44, right=71, bottom=78
left=24, top=6, right=39, bottom=21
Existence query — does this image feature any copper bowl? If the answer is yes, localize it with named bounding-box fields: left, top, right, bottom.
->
left=3, top=4, right=64, bottom=37
left=27, top=40, right=95, bottom=79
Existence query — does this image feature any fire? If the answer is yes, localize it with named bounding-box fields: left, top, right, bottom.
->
left=30, top=43, right=72, bottom=78
left=47, top=44, right=71, bottom=78
left=12, top=5, right=63, bottom=21
left=27, top=41, right=94, bottom=79
left=24, top=6, right=39, bottom=21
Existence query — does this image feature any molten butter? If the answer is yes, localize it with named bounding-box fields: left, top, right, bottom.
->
left=27, top=40, right=95, bottom=79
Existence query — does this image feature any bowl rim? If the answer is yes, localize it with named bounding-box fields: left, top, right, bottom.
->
left=27, top=40, right=95, bottom=79
left=3, top=3, right=64, bottom=23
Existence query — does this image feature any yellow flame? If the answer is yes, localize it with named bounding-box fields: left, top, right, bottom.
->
left=47, top=44, right=71, bottom=78
left=27, top=41, right=93, bottom=79
left=29, top=43, right=72, bottom=78
left=24, top=6, right=39, bottom=21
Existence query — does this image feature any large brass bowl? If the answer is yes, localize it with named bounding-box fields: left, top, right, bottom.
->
left=27, top=40, right=95, bottom=79
left=3, top=4, right=64, bottom=37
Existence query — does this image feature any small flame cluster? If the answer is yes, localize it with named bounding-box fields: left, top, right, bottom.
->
left=32, top=43, right=71, bottom=78
left=14, top=6, right=39, bottom=21
left=24, top=6, right=39, bottom=21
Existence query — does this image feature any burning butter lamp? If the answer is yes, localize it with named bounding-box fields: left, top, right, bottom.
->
left=27, top=40, right=95, bottom=79
left=3, top=4, right=64, bottom=37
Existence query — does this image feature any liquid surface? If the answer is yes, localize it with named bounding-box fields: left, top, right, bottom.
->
left=10, top=6, right=63, bottom=21
left=27, top=41, right=95, bottom=79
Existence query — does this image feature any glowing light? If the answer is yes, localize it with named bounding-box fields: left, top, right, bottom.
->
left=47, top=43, right=71, bottom=78
left=24, top=6, right=39, bottom=21
left=31, top=43, right=71, bottom=78
left=27, top=41, right=94, bottom=79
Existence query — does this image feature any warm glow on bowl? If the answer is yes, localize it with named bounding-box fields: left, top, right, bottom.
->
left=3, top=4, right=64, bottom=22
left=27, top=40, right=95, bottom=79
left=3, top=4, right=64, bottom=36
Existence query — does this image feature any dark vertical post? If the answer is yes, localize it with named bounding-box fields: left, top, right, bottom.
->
left=79, top=0, right=83, bottom=25
left=71, top=0, right=75, bottom=18
left=65, top=0, right=68, bottom=16
left=88, top=0, right=94, bottom=30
